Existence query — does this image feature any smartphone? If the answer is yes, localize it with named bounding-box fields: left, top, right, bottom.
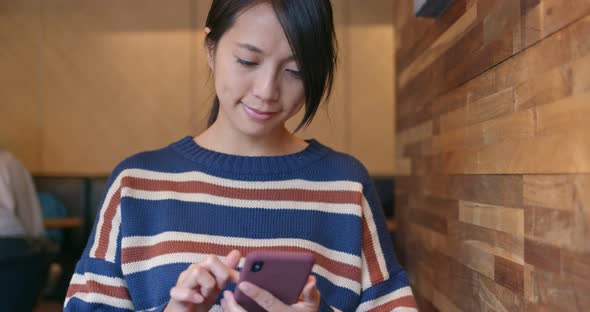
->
left=234, top=251, right=315, bottom=312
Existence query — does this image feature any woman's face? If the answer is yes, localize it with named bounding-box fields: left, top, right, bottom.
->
left=207, top=2, right=305, bottom=138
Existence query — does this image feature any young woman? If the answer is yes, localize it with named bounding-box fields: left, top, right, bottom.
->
left=64, top=1, right=416, bottom=311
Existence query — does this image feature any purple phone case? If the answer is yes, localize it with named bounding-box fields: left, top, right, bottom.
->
left=234, top=251, right=315, bottom=312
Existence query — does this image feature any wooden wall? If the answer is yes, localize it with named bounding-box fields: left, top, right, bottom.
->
left=0, top=0, right=395, bottom=176
left=394, top=0, right=590, bottom=311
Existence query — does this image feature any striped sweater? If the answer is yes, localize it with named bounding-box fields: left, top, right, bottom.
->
left=64, top=136, right=417, bottom=312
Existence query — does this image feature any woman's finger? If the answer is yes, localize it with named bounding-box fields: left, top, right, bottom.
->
left=178, top=264, right=217, bottom=297
left=300, top=275, right=320, bottom=303
left=222, top=250, right=242, bottom=283
left=199, top=251, right=241, bottom=288
left=221, top=290, right=247, bottom=312
left=237, top=282, right=289, bottom=312
left=169, top=286, right=204, bottom=304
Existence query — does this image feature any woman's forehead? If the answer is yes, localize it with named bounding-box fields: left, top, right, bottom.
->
left=224, top=3, right=294, bottom=58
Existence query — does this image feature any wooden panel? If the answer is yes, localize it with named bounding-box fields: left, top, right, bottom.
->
left=394, top=0, right=590, bottom=309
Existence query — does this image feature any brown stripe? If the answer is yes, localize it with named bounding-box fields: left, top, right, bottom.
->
left=122, top=176, right=362, bottom=204
left=122, top=241, right=361, bottom=281
left=95, top=188, right=122, bottom=259
left=66, top=280, right=130, bottom=300
left=362, top=216, right=385, bottom=285
left=368, top=295, right=418, bottom=312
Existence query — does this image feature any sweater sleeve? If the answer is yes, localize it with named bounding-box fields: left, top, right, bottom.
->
left=356, top=179, right=417, bottom=312
left=64, top=168, right=134, bottom=311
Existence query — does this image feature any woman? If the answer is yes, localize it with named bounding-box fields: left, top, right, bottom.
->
left=65, top=1, right=416, bottom=311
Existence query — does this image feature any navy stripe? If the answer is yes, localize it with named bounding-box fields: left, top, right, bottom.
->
left=121, top=198, right=362, bottom=254
left=314, top=273, right=360, bottom=311
left=65, top=298, right=132, bottom=312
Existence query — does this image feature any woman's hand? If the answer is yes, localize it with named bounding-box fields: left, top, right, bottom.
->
left=220, top=275, right=321, bottom=312
left=164, top=250, right=241, bottom=312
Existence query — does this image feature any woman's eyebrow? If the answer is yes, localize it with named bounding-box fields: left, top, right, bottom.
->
left=235, top=42, right=296, bottom=62
left=236, top=42, right=264, bottom=53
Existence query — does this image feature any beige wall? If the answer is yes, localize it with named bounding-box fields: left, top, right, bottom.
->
left=1, top=0, right=395, bottom=176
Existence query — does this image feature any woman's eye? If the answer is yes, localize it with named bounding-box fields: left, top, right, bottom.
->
left=236, top=58, right=257, bottom=66
left=286, top=69, right=302, bottom=78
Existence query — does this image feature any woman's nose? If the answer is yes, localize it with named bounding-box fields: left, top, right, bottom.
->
left=253, top=67, right=280, bottom=103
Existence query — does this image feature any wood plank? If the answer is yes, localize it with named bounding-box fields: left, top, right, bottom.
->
left=432, top=289, right=462, bottom=312
left=439, top=106, right=467, bottom=133
left=409, top=194, right=459, bottom=220
left=525, top=205, right=573, bottom=248
left=474, top=125, right=590, bottom=174
left=448, top=220, right=524, bottom=265
left=561, top=249, right=590, bottom=281
left=474, top=271, right=525, bottom=311
left=453, top=175, right=524, bottom=207
left=410, top=209, right=448, bottom=235
left=459, top=200, right=524, bottom=235
left=515, top=63, right=573, bottom=110
left=467, top=87, right=515, bottom=125
left=396, top=120, right=433, bottom=158
left=494, top=256, right=524, bottom=295
left=424, top=174, right=524, bottom=207
left=523, top=175, right=575, bottom=211
left=395, top=157, right=412, bottom=176
left=524, top=264, right=590, bottom=311
left=572, top=175, right=590, bottom=252
left=524, top=238, right=561, bottom=273
left=535, top=94, right=590, bottom=135
left=432, top=106, right=535, bottom=161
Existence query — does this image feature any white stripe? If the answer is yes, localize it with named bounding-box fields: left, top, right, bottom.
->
left=121, top=232, right=360, bottom=266
left=123, top=189, right=362, bottom=216
left=90, top=173, right=125, bottom=258
left=313, top=265, right=361, bottom=294
left=121, top=252, right=361, bottom=295
left=392, top=308, right=419, bottom=312
left=122, top=168, right=363, bottom=191
left=332, top=308, right=343, bottom=312
left=362, top=195, right=389, bottom=282
left=122, top=253, right=208, bottom=274
left=104, top=204, right=122, bottom=262
left=356, top=286, right=414, bottom=312
left=69, top=273, right=127, bottom=287
left=361, top=252, right=371, bottom=290
left=64, top=292, right=134, bottom=310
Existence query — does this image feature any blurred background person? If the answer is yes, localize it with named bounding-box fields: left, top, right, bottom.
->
left=0, top=148, right=55, bottom=312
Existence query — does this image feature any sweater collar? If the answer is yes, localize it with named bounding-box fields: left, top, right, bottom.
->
left=170, top=136, right=330, bottom=174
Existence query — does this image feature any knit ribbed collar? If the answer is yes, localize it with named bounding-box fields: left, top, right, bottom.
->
left=170, top=136, right=331, bottom=174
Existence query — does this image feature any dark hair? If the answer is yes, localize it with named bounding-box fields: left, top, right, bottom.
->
left=205, top=0, right=337, bottom=132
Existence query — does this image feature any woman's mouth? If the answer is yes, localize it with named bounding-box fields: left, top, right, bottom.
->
left=241, top=102, right=275, bottom=121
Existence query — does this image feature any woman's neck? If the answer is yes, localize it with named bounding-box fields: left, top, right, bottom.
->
left=194, top=121, right=308, bottom=157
